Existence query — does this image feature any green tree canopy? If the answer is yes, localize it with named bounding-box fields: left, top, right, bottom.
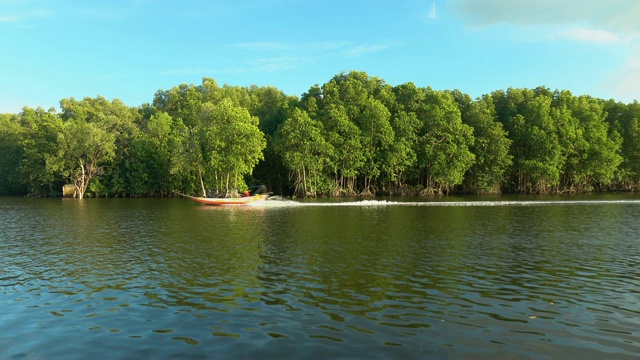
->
left=459, top=95, right=512, bottom=193
left=49, top=119, right=116, bottom=198
left=274, top=108, right=332, bottom=197
left=416, top=89, right=475, bottom=194
left=1, top=73, right=639, bottom=198
left=199, top=98, right=266, bottom=195
left=19, top=107, right=63, bottom=195
left=0, top=113, right=26, bottom=194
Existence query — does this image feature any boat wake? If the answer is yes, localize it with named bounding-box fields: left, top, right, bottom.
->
left=260, top=199, right=640, bottom=208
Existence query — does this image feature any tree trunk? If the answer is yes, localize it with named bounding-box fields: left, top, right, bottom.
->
left=198, top=164, right=206, bottom=197
left=302, top=164, right=307, bottom=196
left=75, top=162, right=87, bottom=199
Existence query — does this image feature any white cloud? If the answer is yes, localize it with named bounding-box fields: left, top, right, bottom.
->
left=190, top=40, right=400, bottom=76
left=428, top=2, right=438, bottom=19
left=450, top=0, right=640, bottom=34
left=0, top=2, right=54, bottom=24
left=243, top=56, right=311, bottom=73
left=604, top=51, right=640, bottom=102
left=450, top=0, right=640, bottom=45
left=450, top=0, right=640, bottom=102
left=160, top=68, right=212, bottom=76
left=234, top=42, right=292, bottom=51
left=234, top=41, right=347, bottom=53
left=233, top=40, right=396, bottom=59
left=344, top=44, right=393, bottom=57
left=0, top=15, right=19, bottom=22
left=162, top=56, right=312, bottom=77
left=563, top=27, right=628, bottom=44
left=80, top=8, right=125, bottom=21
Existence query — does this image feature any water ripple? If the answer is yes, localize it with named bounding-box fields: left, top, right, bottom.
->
left=2, top=198, right=640, bottom=359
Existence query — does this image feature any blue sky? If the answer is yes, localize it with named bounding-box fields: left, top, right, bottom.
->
left=1, top=0, right=639, bottom=113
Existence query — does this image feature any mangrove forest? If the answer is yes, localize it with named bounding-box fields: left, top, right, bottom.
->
left=1, top=71, right=639, bottom=198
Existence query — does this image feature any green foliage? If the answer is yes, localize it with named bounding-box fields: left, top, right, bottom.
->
left=416, top=90, right=475, bottom=194
left=322, top=104, right=365, bottom=195
left=555, top=93, right=622, bottom=191
left=274, top=108, right=332, bottom=197
left=49, top=119, right=116, bottom=198
left=250, top=89, right=296, bottom=195
left=493, top=88, right=562, bottom=193
left=385, top=110, right=420, bottom=191
left=199, top=98, right=266, bottom=193
left=605, top=100, right=640, bottom=188
left=310, top=71, right=396, bottom=195
left=0, top=73, right=638, bottom=198
left=60, top=96, right=140, bottom=196
left=125, top=112, right=178, bottom=196
left=0, top=113, right=26, bottom=194
left=459, top=95, right=512, bottom=193
left=153, top=83, right=203, bottom=129
left=19, top=107, right=64, bottom=195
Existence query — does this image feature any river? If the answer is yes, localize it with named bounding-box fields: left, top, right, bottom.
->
left=1, top=195, right=639, bottom=359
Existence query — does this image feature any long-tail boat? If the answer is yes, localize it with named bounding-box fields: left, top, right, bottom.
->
left=178, top=185, right=271, bottom=206
left=179, top=193, right=269, bottom=206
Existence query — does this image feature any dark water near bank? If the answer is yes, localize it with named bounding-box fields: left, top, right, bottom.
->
left=1, top=195, right=640, bottom=359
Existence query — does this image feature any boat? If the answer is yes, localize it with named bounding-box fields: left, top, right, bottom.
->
left=178, top=185, right=272, bottom=206
left=179, top=193, right=269, bottom=206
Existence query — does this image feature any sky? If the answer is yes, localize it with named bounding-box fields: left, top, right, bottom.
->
left=1, top=0, right=639, bottom=113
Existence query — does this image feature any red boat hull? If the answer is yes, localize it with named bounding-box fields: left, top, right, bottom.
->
left=181, top=194, right=269, bottom=206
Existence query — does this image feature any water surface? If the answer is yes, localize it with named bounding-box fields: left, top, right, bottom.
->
left=1, top=196, right=639, bottom=359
